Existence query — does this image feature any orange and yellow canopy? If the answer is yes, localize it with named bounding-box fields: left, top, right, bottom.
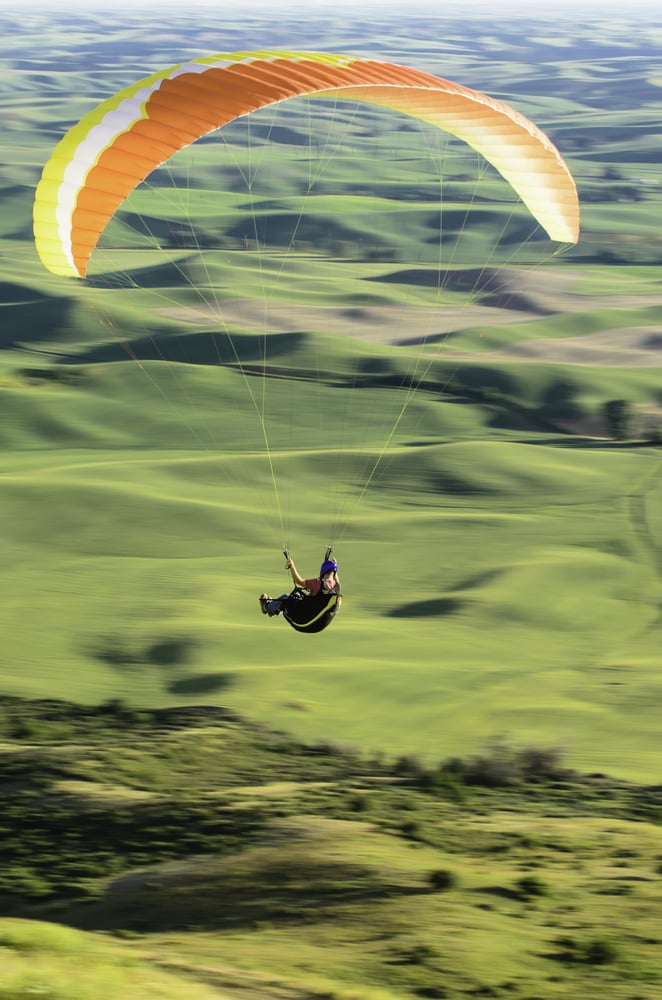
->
left=33, top=51, right=579, bottom=279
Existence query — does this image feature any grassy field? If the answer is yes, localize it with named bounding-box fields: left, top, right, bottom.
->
left=2, top=6, right=662, bottom=779
left=1, top=698, right=662, bottom=1000
left=2, top=5, right=662, bottom=997
left=2, top=367, right=662, bottom=781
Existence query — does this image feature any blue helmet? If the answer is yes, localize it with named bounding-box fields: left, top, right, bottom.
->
left=320, top=559, right=338, bottom=577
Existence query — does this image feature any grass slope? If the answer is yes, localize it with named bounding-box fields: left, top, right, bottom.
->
left=1, top=317, right=662, bottom=778
left=2, top=698, right=662, bottom=1000
left=2, top=8, right=662, bottom=1000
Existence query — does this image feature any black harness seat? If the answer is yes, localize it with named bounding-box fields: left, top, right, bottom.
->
left=282, top=584, right=341, bottom=634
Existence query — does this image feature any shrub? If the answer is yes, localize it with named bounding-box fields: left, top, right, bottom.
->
left=97, top=697, right=138, bottom=723
left=400, top=820, right=422, bottom=841
left=402, top=942, right=439, bottom=965
left=428, top=868, right=458, bottom=891
left=551, top=934, right=620, bottom=965
left=414, top=766, right=466, bottom=801
left=394, top=754, right=428, bottom=780
left=584, top=938, right=620, bottom=964
left=440, top=756, right=466, bottom=778
left=440, top=739, right=569, bottom=788
left=517, top=875, right=549, bottom=899
left=518, top=745, right=566, bottom=780
left=464, top=751, right=520, bottom=787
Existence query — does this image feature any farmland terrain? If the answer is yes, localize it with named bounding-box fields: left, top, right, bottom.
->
left=1, top=4, right=661, bottom=997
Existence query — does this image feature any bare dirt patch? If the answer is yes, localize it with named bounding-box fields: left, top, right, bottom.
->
left=158, top=297, right=529, bottom=344
left=486, top=327, right=662, bottom=367
left=157, top=268, right=662, bottom=366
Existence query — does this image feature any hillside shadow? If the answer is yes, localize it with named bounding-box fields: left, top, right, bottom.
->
left=70, top=328, right=308, bottom=367
left=168, top=673, right=234, bottom=696
left=526, top=436, right=644, bottom=450
left=538, top=377, right=585, bottom=424
left=482, top=290, right=554, bottom=313
left=365, top=266, right=517, bottom=293
left=65, top=857, right=426, bottom=933
left=90, top=634, right=197, bottom=671
left=1, top=288, right=76, bottom=348
left=450, top=364, right=518, bottom=398
left=388, top=597, right=465, bottom=619
left=390, top=571, right=503, bottom=618
left=87, top=258, right=195, bottom=290
left=145, top=638, right=196, bottom=667
left=226, top=211, right=363, bottom=250
left=454, top=569, right=502, bottom=591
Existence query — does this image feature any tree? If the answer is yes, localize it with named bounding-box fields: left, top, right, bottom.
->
left=604, top=399, right=633, bottom=441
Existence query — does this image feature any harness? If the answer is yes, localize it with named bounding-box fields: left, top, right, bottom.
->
left=282, top=582, right=341, bottom=634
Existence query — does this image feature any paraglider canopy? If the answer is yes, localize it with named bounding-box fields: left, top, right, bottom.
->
left=33, top=50, right=579, bottom=280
